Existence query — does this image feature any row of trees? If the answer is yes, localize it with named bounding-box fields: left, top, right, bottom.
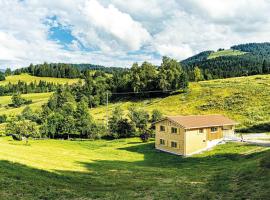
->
left=0, top=80, right=61, bottom=96
left=14, top=63, right=81, bottom=78
left=111, top=57, right=188, bottom=94
left=13, top=63, right=127, bottom=78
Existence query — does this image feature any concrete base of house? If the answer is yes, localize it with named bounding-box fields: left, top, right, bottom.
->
left=155, top=147, right=184, bottom=156
left=156, top=139, right=224, bottom=157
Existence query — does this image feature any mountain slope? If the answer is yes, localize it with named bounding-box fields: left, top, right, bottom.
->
left=182, top=42, right=270, bottom=79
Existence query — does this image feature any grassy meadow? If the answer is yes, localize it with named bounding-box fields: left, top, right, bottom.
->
left=208, top=49, right=246, bottom=59
left=0, top=137, right=269, bottom=199
left=0, top=73, right=80, bottom=85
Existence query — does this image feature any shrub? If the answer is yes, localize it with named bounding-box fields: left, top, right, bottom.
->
left=140, top=131, right=150, bottom=142
left=12, top=134, right=22, bottom=141
left=0, top=114, right=7, bottom=123
left=11, top=93, right=32, bottom=108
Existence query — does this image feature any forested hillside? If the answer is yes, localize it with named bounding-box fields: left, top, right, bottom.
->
left=182, top=42, right=270, bottom=80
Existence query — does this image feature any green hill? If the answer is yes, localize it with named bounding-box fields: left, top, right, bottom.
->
left=1, top=74, right=270, bottom=130
left=90, top=74, right=270, bottom=129
left=182, top=42, right=270, bottom=79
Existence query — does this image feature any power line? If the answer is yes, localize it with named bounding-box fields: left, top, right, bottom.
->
left=110, top=89, right=176, bottom=95
left=105, top=89, right=180, bottom=129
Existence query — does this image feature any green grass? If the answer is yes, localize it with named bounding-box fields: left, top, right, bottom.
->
left=0, top=137, right=269, bottom=199
left=208, top=49, right=246, bottom=59
left=0, top=92, right=52, bottom=116
left=90, top=74, right=270, bottom=129
left=0, top=73, right=80, bottom=85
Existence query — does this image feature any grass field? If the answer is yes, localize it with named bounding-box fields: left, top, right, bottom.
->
left=90, top=74, right=270, bottom=129
left=0, top=137, right=269, bottom=199
left=0, top=73, right=80, bottom=85
left=208, top=49, right=246, bottom=59
left=0, top=92, right=52, bottom=116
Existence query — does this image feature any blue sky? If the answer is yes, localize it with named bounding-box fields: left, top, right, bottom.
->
left=0, top=0, right=270, bottom=69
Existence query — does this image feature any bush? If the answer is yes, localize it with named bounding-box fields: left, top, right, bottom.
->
left=12, top=134, right=22, bottom=141
left=140, top=131, right=150, bottom=142
left=0, top=114, right=7, bottom=123
left=260, top=152, right=270, bottom=169
left=11, top=93, right=32, bottom=108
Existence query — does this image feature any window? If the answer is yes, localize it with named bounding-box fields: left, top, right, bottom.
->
left=160, top=139, right=165, bottom=145
left=171, top=127, right=178, bottom=134
left=171, top=141, right=177, bottom=148
left=211, top=127, right=218, bottom=132
left=160, top=125, right=165, bottom=132
left=199, top=129, right=204, bottom=133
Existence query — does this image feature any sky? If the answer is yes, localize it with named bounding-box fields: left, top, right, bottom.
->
left=0, top=0, right=270, bottom=69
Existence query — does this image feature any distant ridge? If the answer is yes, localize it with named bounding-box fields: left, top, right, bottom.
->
left=181, top=42, right=270, bottom=79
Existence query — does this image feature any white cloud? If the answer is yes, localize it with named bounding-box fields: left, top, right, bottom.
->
left=81, top=0, right=151, bottom=51
left=0, top=0, right=270, bottom=68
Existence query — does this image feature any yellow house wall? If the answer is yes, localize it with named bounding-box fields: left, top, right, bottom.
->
left=206, top=127, right=223, bottom=141
left=185, top=129, right=207, bottom=155
left=155, top=119, right=185, bottom=155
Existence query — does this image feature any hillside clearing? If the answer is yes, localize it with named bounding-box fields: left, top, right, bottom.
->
left=208, top=49, right=246, bottom=59
left=0, top=137, right=269, bottom=199
left=0, top=73, right=80, bottom=85
left=0, top=92, right=52, bottom=116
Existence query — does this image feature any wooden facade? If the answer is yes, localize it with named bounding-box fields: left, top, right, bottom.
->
left=154, top=117, right=236, bottom=156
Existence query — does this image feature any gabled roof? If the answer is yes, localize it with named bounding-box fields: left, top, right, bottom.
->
left=154, top=114, right=238, bottom=129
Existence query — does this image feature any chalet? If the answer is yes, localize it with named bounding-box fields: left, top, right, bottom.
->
left=153, top=115, right=238, bottom=156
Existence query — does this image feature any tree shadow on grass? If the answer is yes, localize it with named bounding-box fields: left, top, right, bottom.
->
left=237, top=122, right=270, bottom=133
left=0, top=142, right=269, bottom=200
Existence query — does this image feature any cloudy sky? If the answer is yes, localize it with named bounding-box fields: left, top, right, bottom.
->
left=1, top=0, right=270, bottom=69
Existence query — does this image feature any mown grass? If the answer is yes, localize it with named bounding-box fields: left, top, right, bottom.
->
left=208, top=49, right=246, bottom=59
left=0, top=137, right=269, bottom=200
left=0, top=73, right=80, bottom=85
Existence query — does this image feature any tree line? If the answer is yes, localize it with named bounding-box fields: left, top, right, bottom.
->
left=13, top=63, right=127, bottom=78
left=0, top=80, right=61, bottom=96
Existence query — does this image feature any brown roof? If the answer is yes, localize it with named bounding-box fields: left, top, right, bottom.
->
left=156, top=115, right=238, bottom=129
